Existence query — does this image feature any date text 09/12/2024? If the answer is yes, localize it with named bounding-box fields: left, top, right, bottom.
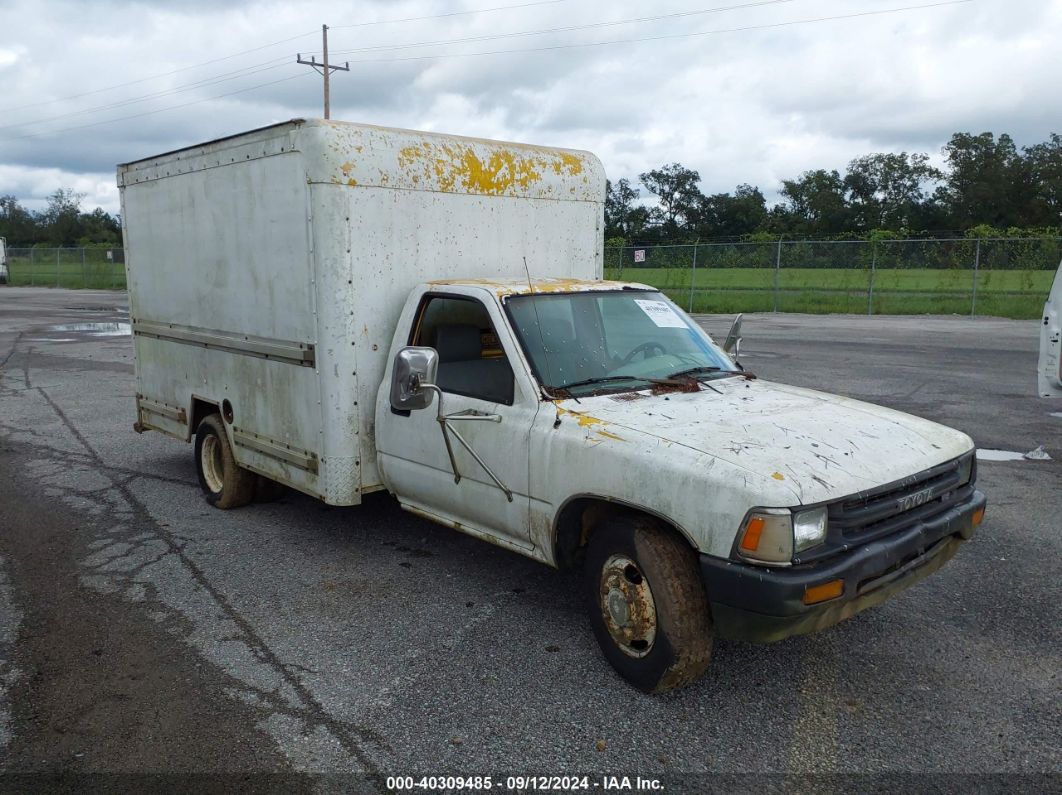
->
left=386, top=775, right=664, bottom=791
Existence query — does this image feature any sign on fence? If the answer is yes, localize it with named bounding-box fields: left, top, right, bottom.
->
left=634, top=249, right=646, bottom=263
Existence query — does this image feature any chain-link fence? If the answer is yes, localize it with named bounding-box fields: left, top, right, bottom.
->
left=1, top=248, right=126, bottom=289
left=605, top=237, right=1061, bottom=319
left=2, top=240, right=1058, bottom=319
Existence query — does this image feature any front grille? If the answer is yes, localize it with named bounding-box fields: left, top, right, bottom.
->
left=827, top=456, right=974, bottom=546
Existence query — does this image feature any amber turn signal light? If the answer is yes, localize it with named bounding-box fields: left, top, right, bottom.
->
left=740, top=516, right=766, bottom=551
left=971, top=506, right=985, bottom=527
left=803, top=579, right=844, bottom=605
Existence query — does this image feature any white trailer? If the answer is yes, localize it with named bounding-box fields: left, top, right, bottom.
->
left=120, top=119, right=604, bottom=505
left=120, top=119, right=985, bottom=693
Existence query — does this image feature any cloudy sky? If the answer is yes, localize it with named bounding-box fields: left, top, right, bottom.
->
left=0, top=0, right=1058, bottom=216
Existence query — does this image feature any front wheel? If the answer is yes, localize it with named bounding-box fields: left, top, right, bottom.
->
left=194, top=414, right=255, bottom=509
left=585, top=516, right=713, bottom=693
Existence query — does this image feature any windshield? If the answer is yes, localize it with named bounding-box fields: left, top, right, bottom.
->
left=506, top=289, right=737, bottom=395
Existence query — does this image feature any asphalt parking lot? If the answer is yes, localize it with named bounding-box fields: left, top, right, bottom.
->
left=0, top=287, right=1059, bottom=791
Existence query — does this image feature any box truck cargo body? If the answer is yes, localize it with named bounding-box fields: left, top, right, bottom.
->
left=120, top=119, right=604, bottom=505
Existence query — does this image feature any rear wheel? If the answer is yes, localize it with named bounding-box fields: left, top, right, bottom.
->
left=585, top=516, right=713, bottom=693
left=194, top=414, right=255, bottom=509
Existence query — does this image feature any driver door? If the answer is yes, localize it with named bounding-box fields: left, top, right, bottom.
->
left=375, top=289, right=539, bottom=552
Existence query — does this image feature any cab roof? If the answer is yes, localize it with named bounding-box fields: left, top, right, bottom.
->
left=425, top=277, right=654, bottom=298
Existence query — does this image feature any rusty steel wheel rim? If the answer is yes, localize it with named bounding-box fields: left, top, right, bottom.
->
left=599, top=554, right=657, bottom=658
left=201, top=434, right=224, bottom=494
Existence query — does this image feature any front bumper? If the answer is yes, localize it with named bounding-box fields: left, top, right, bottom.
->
left=701, top=488, right=985, bottom=643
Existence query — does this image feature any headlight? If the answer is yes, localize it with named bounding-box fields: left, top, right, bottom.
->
left=956, top=454, right=974, bottom=485
left=793, top=506, right=828, bottom=552
left=737, top=509, right=793, bottom=565
left=738, top=506, right=829, bottom=564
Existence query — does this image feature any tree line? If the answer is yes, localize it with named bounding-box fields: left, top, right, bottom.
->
left=3, top=131, right=1060, bottom=248
left=606, top=131, right=1062, bottom=244
left=0, top=189, right=121, bottom=248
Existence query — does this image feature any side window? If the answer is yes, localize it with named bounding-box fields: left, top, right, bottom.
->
left=411, top=295, right=515, bottom=405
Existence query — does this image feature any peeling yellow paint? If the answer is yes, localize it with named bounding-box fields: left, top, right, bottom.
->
left=772, top=471, right=786, bottom=480
left=597, top=430, right=626, bottom=442
left=396, top=141, right=585, bottom=197
left=556, top=406, right=607, bottom=429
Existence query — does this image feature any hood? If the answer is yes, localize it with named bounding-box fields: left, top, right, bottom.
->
left=554, top=377, right=974, bottom=506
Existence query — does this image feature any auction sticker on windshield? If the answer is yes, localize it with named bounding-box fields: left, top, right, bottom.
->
left=634, top=299, right=686, bottom=328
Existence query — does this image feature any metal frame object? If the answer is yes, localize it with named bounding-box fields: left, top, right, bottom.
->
left=419, top=382, right=513, bottom=503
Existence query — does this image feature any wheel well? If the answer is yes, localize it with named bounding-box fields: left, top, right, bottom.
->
left=189, top=397, right=220, bottom=439
left=553, top=497, right=694, bottom=569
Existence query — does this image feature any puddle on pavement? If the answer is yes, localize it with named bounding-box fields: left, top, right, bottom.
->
left=47, top=322, right=131, bottom=336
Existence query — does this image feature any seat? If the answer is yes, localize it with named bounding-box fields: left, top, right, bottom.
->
left=432, top=323, right=514, bottom=404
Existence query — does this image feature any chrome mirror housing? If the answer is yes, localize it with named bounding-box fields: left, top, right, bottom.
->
left=390, top=346, right=439, bottom=411
left=723, top=313, right=743, bottom=360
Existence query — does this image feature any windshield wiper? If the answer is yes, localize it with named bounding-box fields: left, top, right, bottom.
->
left=554, top=375, right=655, bottom=391
left=668, top=365, right=755, bottom=380
left=666, top=366, right=726, bottom=379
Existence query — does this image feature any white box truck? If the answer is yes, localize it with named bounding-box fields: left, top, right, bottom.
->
left=119, top=119, right=986, bottom=692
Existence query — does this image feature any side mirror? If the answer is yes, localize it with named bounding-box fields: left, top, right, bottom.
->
left=723, top=313, right=743, bottom=359
left=390, top=346, right=439, bottom=411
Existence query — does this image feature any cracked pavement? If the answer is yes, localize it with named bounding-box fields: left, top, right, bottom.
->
left=0, top=288, right=1059, bottom=792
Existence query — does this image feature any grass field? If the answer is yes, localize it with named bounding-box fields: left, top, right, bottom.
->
left=605, top=266, right=1054, bottom=318
left=3, top=255, right=126, bottom=289
left=1, top=255, right=1052, bottom=319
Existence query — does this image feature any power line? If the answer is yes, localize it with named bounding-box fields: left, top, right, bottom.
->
left=0, top=31, right=318, bottom=115
left=0, top=70, right=315, bottom=143
left=0, top=0, right=784, bottom=134
left=0, top=0, right=970, bottom=143
left=334, top=0, right=972, bottom=66
left=327, top=0, right=799, bottom=58
left=0, top=1, right=566, bottom=116
left=0, top=59, right=293, bottom=133
left=330, top=0, right=566, bottom=29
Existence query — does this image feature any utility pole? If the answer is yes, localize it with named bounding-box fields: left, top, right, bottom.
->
left=296, top=24, right=350, bottom=119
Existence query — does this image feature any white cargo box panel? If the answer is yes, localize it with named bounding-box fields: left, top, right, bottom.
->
left=119, top=118, right=606, bottom=504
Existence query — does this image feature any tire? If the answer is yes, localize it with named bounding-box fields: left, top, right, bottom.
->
left=194, top=414, right=255, bottom=509
left=254, top=474, right=287, bottom=503
left=585, top=516, right=713, bottom=693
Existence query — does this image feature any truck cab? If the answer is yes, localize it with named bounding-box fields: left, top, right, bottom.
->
left=376, top=278, right=986, bottom=692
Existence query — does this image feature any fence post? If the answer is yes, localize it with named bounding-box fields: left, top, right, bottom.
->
left=30, top=248, right=35, bottom=286
left=56, top=248, right=60, bottom=288
left=773, top=238, right=782, bottom=313
left=868, top=241, right=877, bottom=315
left=688, top=243, right=698, bottom=313
left=81, top=248, right=86, bottom=289
left=970, top=239, right=980, bottom=317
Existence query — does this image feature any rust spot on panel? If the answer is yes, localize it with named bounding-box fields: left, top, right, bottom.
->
left=396, top=141, right=585, bottom=196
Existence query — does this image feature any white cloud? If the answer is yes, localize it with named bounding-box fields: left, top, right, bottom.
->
left=1, top=0, right=1061, bottom=216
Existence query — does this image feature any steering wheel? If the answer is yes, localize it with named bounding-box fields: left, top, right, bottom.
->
left=619, top=341, right=668, bottom=366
